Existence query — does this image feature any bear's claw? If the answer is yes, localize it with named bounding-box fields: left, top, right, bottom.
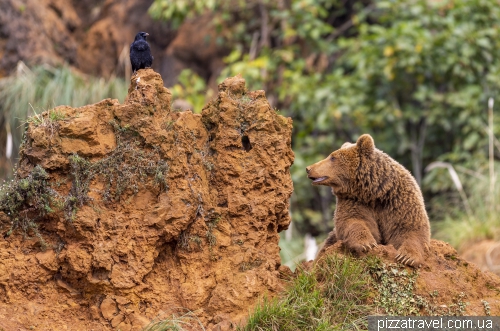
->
left=361, top=242, right=378, bottom=252
left=395, top=251, right=421, bottom=268
left=396, top=253, right=407, bottom=262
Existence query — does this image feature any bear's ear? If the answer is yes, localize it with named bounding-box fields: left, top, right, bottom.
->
left=356, top=134, right=375, bottom=155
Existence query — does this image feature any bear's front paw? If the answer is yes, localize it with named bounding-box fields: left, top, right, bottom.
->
left=346, top=240, right=378, bottom=254
left=395, top=246, right=423, bottom=267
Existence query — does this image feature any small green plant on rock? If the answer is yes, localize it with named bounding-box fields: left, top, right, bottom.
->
left=189, top=235, right=202, bottom=250
left=26, top=107, right=66, bottom=128
left=482, top=300, right=491, bottom=316
left=205, top=231, right=216, bottom=247
left=205, top=217, right=220, bottom=247
left=0, top=165, right=59, bottom=248
left=177, top=230, right=190, bottom=251
left=368, top=259, right=423, bottom=315
left=239, top=258, right=263, bottom=272
left=242, top=252, right=472, bottom=330
left=367, top=258, right=468, bottom=316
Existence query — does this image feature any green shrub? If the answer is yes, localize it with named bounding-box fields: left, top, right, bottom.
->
left=0, top=165, right=58, bottom=248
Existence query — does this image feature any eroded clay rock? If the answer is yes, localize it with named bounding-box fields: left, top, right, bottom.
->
left=0, top=69, right=293, bottom=329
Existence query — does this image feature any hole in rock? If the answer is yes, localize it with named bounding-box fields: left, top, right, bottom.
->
left=92, top=267, right=110, bottom=281
left=242, top=136, right=252, bottom=152
left=209, top=132, right=216, bottom=142
left=267, top=222, right=275, bottom=233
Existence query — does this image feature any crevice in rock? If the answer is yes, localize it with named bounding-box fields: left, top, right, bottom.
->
left=242, top=135, right=252, bottom=152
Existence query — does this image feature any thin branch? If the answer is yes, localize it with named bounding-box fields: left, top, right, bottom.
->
left=488, top=98, right=495, bottom=213
left=425, top=161, right=474, bottom=221
left=249, top=32, right=260, bottom=60
left=258, top=1, right=270, bottom=49
left=326, top=3, right=377, bottom=41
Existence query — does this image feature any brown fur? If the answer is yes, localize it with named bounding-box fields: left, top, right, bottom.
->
left=307, top=134, right=430, bottom=267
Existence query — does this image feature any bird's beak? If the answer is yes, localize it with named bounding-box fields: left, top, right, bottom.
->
left=145, top=33, right=149, bottom=36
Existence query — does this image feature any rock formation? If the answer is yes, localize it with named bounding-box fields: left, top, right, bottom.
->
left=0, top=69, right=294, bottom=330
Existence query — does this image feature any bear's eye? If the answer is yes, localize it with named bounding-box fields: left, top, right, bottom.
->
left=330, top=156, right=335, bottom=161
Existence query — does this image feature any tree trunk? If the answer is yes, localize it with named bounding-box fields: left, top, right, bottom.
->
left=409, top=117, right=427, bottom=186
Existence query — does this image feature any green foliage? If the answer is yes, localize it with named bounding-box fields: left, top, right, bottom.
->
left=67, top=122, right=169, bottom=207
left=0, top=62, right=128, bottom=179
left=242, top=253, right=472, bottom=330
left=241, top=254, right=373, bottom=331
left=369, top=259, right=468, bottom=316
left=170, top=69, right=210, bottom=113
left=26, top=108, right=66, bottom=127
left=149, top=0, right=216, bottom=29
left=334, top=0, right=500, bottom=183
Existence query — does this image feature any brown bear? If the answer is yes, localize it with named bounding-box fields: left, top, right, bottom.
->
left=306, top=134, right=430, bottom=267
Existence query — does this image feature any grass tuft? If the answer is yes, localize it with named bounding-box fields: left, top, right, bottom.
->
left=143, top=310, right=205, bottom=331
left=241, top=254, right=373, bottom=331
left=428, top=161, right=500, bottom=250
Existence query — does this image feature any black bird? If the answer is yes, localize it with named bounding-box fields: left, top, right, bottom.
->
left=130, top=32, right=153, bottom=73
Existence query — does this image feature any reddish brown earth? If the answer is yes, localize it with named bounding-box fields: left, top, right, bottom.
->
left=0, top=70, right=294, bottom=330
left=320, top=239, right=500, bottom=315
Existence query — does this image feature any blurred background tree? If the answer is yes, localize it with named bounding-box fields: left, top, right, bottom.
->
left=0, top=0, right=499, bottom=265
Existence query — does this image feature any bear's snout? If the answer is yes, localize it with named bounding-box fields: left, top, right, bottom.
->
left=306, top=163, right=329, bottom=185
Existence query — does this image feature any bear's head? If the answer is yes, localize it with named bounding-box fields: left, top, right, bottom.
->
left=306, top=134, right=375, bottom=195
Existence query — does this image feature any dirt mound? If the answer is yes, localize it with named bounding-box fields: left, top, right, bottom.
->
left=319, top=239, right=500, bottom=315
left=0, top=70, right=294, bottom=330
